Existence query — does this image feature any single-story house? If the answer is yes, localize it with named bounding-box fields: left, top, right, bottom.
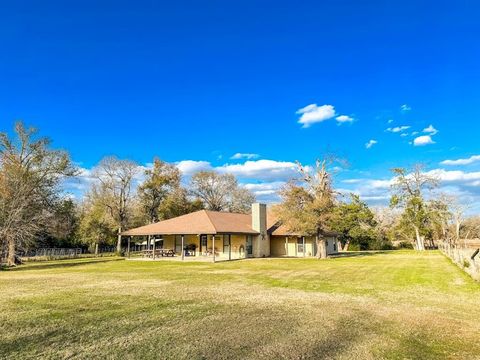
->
left=122, top=203, right=339, bottom=261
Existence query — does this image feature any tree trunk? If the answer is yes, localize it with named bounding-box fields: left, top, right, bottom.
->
left=116, top=227, right=122, bottom=255
left=7, top=236, right=16, bottom=267
left=343, top=240, right=350, bottom=252
left=414, top=226, right=425, bottom=251
left=315, top=235, right=327, bottom=259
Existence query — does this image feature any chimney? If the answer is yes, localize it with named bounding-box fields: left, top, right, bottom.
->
left=251, top=203, right=267, bottom=234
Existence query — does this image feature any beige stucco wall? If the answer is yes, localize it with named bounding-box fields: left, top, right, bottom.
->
left=270, top=236, right=314, bottom=257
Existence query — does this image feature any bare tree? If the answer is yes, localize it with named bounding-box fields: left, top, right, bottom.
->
left=189, top=171, right=255, bottom=213
left=0, top=122, right=75, bottom=266
left=92, top=156, right=138, bottom=254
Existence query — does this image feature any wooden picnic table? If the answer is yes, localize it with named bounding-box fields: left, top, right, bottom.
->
left=142, top=249, right=176, bottom=258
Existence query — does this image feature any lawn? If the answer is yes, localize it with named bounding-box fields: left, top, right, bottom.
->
left=1, top=251, right=479, bottom=359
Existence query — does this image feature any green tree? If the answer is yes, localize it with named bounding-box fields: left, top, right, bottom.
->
left=137, top=158, right=181, bottom=223
left=78, top=193, right=116, bottom=253
left=330, top=194, right=379, bottom=250
left=390, top=165, right=439, bottom=251
left=276, top=159, right=336, bottom=259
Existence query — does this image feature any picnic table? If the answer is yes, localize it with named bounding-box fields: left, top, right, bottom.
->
left=142, top=249, right=176, bottom=258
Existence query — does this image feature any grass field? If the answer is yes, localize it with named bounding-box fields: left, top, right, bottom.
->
left=1, top=251, right=479, bottom=359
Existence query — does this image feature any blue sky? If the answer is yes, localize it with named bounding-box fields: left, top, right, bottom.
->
left=1, top=1, right=480, bottom=211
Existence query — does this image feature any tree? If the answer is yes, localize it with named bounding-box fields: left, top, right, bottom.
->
left=78, top=193, right=116, bottom=253
left=330, top=194, right=379, bottom=250
left=91, top=156, right=138, bottom=254
left=189, top=171, right=255, bottom=213
left=275, top=159, right=336, bottom=259
left=137, top=158, right=181, bottom=223
left=390, top=165, right=439, bottom=251
left=42, top=198, right=80, bottom=247
left=0, top=122, right=75, bottom=266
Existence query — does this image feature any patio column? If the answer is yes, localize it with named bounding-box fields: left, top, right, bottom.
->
left=229, top=235, right=231, bottom=261
left=303, top=236, right=306, bottom=258
left=127, top=237, right=131, bottom=258
left=152, top=236, right=156, bottom=260
left=285, top=236, right=288, bottom=256
left=181, top=235, right=185, bottom=261
left=212, top=235, right=216, bottom=263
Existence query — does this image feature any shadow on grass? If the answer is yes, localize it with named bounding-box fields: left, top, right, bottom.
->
left=331, top=251, right=388, bottom=259
left=5, top=258, right=124, bottom=272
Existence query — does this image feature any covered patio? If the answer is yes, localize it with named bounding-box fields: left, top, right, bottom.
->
left=121, top=210, right=259, bottom=262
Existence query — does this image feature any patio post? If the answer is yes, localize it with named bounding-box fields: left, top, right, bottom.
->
left=212, top=235, right=216, bottom=263
left=229, top=235, right=231, bottom=261
left=127, top=237, right=131, bottom=258
left=181, top=235, right=185, bottom=261
left=152, top=236, right=156, bottom=260
left=285, top=236, right=288, bottom=256
left=303, top=236, right=306, bottom=257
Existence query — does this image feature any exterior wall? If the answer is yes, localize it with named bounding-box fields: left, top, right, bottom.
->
left=270, top=236, right=314, bottom=257
left=253, top=234, right=270, bottom=258
left=325, top=237, right=339, bottom=255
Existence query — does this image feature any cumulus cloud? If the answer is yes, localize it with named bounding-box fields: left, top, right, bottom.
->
left=218, top=160, right=302, bottom=181
left=400, top=104, right=411, bottom=112
left=336, top=115, right=354, bottom=123
left=441, top=155, right=480, bottom=166
left=423, top=124, right=438, bottom=135
left=365, top=140, right=378, bottom=149
left=386, top=125, right=411, bottom=133
left=242, top=181, right=285, bottom=203
left=413, top=135, right=435, bottom=146
left=296, top=104, right=336, bottom=128
left=176, top=160, right=212, bottom=175
left=230, top=153, right=260, bottom=160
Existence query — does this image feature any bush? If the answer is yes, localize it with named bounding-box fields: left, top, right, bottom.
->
left=397, top=241, right=414, bottom=249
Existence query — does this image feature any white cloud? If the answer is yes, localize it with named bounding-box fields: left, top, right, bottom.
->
left=386, top=125, right=411, bottom=133
left=218, top=160, right=302, bottom=181
left=365, top=140, right=378, bottom=149
left=400, top=104, right=411, bottom=112
left=413, top=135, right=435, bottom=146
left=176, top=160, right=212, bottom=175
left=423, top=124, right=438, bottom=135
left=387, top=119, right=394, bottom=124
left=230, top=153, right=260, bottom=160
left=296, top=104, right=336, bottom=128
left=336, top=115, right=354, bottom=123
left=341, top=168, right=480, bottom=213
left=441, top=155, right=480, bottom=166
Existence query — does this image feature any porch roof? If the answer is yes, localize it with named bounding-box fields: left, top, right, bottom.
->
left=122, top=210, right=260, bottom=236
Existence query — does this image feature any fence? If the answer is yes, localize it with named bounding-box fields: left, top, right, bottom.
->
left=438, top=240, right=480, bottom=281
left=19, top=247, right=120, bottom=262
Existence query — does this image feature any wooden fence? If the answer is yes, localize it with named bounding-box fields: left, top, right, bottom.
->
left=438, top=240, right=480, bottom=281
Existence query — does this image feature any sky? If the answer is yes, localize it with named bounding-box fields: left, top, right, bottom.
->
left=1, top=1, right=480, bottom=212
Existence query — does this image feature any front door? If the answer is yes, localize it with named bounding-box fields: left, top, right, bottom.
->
left=246, top=235, right=253, bottom=257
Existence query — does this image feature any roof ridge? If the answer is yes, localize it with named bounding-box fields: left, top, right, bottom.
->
left=202, top=210, right=218, bottom=233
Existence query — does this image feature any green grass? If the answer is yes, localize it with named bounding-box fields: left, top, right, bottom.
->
left=1, top=251, right=479, bottom=359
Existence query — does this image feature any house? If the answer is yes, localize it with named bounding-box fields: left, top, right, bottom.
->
left=122, top=203, right=339, bottom=261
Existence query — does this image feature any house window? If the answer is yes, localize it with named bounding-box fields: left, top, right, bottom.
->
left=246, top=235, right=253, bottom=255
left=297, top=238, right=304, bottom=253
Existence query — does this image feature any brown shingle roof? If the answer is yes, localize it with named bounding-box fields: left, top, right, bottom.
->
left=122, top=210, right=259, bottom=236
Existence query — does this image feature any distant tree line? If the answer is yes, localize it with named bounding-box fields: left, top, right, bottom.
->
left=1, top=122, right=479, bottom=265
